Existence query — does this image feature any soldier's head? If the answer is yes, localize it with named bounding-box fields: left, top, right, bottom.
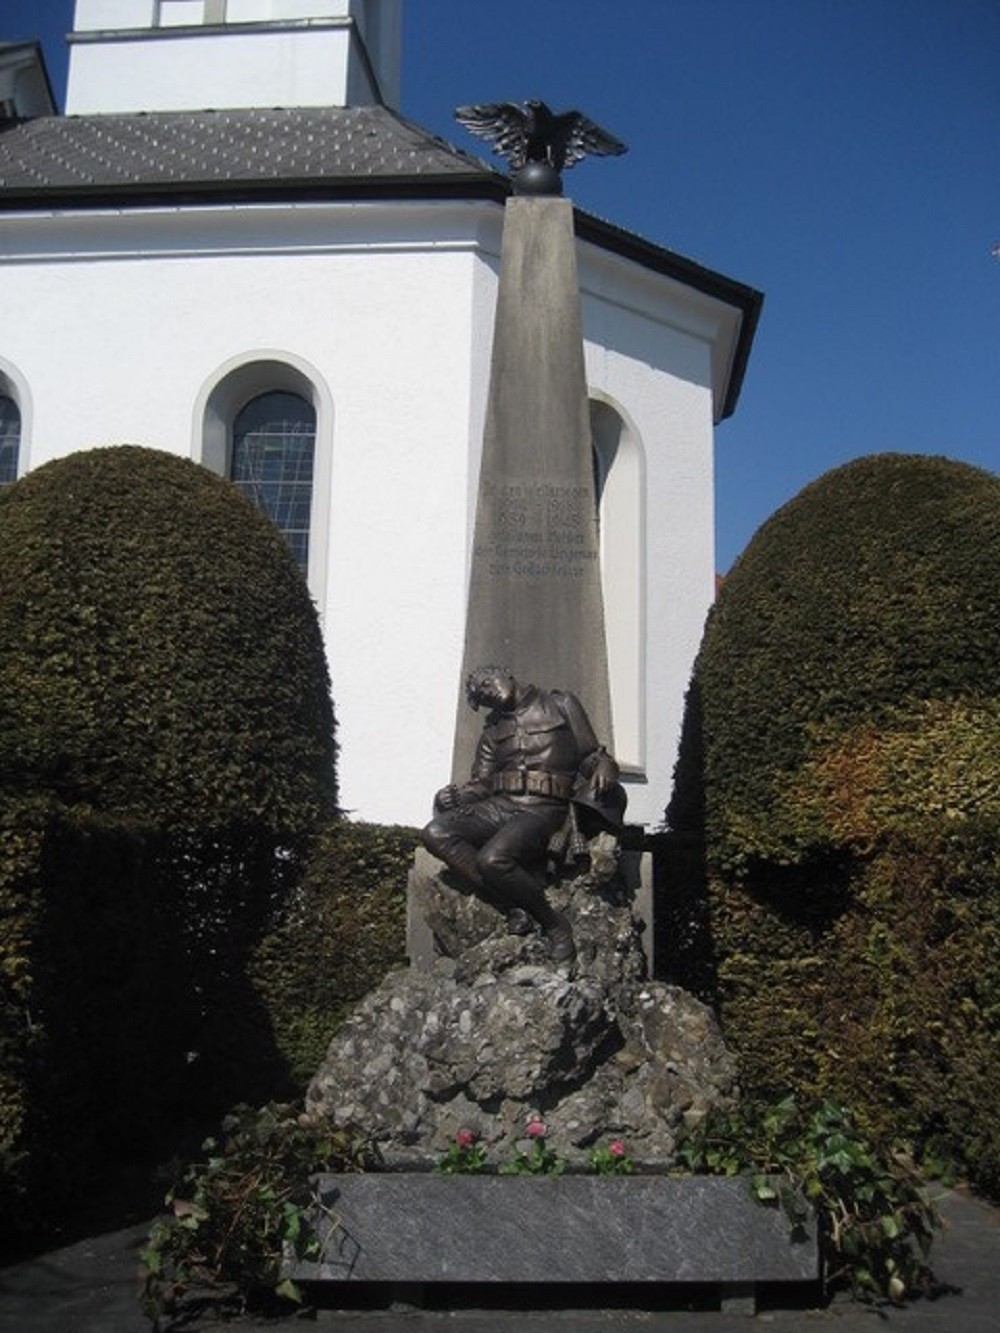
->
left=466, top=665, right=517, bottom=713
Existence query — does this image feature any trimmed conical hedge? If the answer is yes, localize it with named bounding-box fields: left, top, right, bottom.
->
left=0, top=446, right=336, bottom=1226
left=0, top=445, right=335, bottom=829
left=667, top=453, right=1000, bottom=1193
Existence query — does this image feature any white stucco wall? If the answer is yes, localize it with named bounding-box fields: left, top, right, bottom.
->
left=67, top=0, right=402, bottom=112
left=578, top=242, right=717, bottom=828
left=67, top=27, right=358, bottom=112
left=0, top=197, right=724, bottom=828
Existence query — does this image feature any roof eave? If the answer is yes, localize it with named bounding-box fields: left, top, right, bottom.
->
left=0, top=171, right=511, bottom=212
left=0, top=41, right=59, bottom=118
left=573, top=209, right=763, bottom=420
left=0, top=168, right=761, bottom=418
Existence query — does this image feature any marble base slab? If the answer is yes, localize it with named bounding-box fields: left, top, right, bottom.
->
left=293, top=1174, right=818, bottom=1288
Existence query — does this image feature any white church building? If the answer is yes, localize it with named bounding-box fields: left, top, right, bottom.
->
left=0, top=0, right=761, bottom=830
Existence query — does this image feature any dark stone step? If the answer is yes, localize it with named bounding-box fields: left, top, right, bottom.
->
left=291, top=1173, right=817, bottom=1312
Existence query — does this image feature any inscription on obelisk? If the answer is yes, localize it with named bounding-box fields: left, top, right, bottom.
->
left=452, top=195, right=613, bottom=779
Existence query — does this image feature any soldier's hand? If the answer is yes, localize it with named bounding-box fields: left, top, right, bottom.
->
left=591, top=755, right=618, bottom=796
left=434, top=783, right=461, bottom=811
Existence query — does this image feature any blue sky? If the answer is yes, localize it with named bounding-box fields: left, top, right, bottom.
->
left=4, top=0, right=998, bottom=571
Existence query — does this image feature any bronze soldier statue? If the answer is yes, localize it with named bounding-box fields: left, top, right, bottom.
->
left=422, top=666, right=625, bottom=964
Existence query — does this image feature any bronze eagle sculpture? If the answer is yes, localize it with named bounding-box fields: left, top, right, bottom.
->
left=454, top=99, right=627, bottom=180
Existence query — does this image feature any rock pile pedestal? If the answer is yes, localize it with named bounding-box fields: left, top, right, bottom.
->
left=306, top=838, right=737, bottom=1167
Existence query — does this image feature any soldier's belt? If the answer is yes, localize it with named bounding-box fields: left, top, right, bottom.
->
left=492, top=769, right=575, bottom=800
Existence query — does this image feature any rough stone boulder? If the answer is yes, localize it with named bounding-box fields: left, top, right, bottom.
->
left=306, top=838, right=737, bottom=1167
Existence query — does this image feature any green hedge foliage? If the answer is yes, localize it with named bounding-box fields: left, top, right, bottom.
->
left=0, top=446, right=335, bottom=830
left=251, top=820, right=416, bottom=1090
left=666, top=454, right=1000, bottom=1195
left=0, top=447, right=337, bottom=1227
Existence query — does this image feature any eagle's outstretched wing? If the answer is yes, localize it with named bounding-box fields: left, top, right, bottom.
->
left=553, top=111, right=628, bottom=170
left=454, top=102, right=532, bottom=170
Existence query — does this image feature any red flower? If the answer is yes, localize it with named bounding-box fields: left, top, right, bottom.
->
left=456, top=1129, right=476, bottom=1149
left=609, top=1139, right=626, bottom=1157
left=525, top=1119, right=547, bottom=1139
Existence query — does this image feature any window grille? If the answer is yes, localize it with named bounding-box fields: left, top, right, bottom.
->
left=231, top=390, right=316, bottom=575
left=0, top=396, right=20, bottom=488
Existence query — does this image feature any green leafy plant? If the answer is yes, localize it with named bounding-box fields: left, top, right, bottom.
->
left=140, top=1102, right=375, bottom=1327
left=589, top=1138, right=635, bottom=1176
left=676, top=1096, right=939, bottom=1301
left=500, top=1118, right=566, bottom=1176
left=435, top=1129, right=489, bottom=1175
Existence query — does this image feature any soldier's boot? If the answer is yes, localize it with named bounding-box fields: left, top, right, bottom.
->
left=543, top=910, right=576, bottom=964
left=506, top=907, right=534, bottom=936
left=478, top=852, right=576, bottom=964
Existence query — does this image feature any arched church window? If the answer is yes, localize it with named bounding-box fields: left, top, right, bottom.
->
left=231, top=390, right=316, bottom=576
left=591, top=399, right=621, bottom=511
left=0, top=395, right=20, bottom=488
left=197, top=354, right=331, bottom=605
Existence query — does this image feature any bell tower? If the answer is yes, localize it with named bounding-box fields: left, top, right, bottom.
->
left=65, top=0, right=401, bottom=114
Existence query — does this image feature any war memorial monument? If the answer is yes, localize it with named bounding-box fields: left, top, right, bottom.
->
left=299, top=103, right=817, bottom=1311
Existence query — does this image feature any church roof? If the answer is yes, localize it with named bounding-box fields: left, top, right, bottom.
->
left=0, top=104, right=501, bottom=203
left=0, top=103, right=761, bottom=417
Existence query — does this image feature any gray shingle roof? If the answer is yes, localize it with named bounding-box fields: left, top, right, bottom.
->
left=0, top=104, right=503, bottom=199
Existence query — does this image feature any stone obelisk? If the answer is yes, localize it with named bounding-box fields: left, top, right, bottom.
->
left=452, top=193, right=613, bottom=779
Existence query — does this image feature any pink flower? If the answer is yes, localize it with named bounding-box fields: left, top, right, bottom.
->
left=525, top=1119, right=547, bottom=1139
left=456, top=1129, right=476, bottom=1149
left=609, top=1139, right=626, bottom=1157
